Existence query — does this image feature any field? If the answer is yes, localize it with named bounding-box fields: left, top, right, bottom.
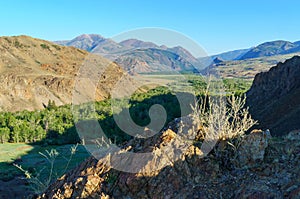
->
left=137, top=74, right=253, bottom=95
left=0, top=143, right=89, bottom=197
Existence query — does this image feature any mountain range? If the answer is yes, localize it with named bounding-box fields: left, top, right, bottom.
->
left=201, top=41, right=300, bottom=79
left=240, top=40, right=300, bottom=60
left=56, top=34, right=300, bottom=61
left=56, top=34, right=300, bottom=76
left=210, top=40, right=300, bottom=61
left=55, top=34, right=202, bottom=74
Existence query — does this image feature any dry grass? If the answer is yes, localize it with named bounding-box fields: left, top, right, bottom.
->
left=193, top=78, right=257, bottom=143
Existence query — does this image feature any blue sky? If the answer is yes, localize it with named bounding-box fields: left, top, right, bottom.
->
left=0, top=0, right=300, bottom=55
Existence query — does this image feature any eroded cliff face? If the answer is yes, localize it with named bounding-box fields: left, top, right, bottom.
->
left=247, top=56, right=300, bottom=136
left=0, top=36, right=130, bottom=112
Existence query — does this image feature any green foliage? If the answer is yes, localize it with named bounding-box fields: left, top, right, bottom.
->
left=129, top=90, right=182, bottom=126
left=0, top=77, right=251, bottom=146
left=187, top=76, right=252, bottom=96
left=40, top=43, right=50, bottom=50
left=4, top=37, right=12, bottom=44
left=104, top=172, right=118, bottom=184
left=187, top=78, right=208, bottom=93
left=46, top=100, right=57, bottom=109
left=51, top=44, right=61, bottom=50
left=0, top=127, right=10, bottom=143
left=222, top=78, right=252, bottom=96
left=0, top=87, right=185, bottom=145
left=14, top=40, right=23, bottom=48
left=0, top=105, right=76, bottom=145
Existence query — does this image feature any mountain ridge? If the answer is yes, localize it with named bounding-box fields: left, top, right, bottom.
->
left=207, top=40, right=300, bottom=62
left=55, top=34, right=204, bottom=73
left=56, top=34, right=300, bottom=76
left=240, top=40, right=299, bottom=60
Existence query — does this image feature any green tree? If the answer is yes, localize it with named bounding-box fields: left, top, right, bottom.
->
left=0, top=127, right=10, bottom=143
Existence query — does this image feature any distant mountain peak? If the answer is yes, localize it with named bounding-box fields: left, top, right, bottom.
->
left=119, top=39, right=158, bottom=49
left=213, top=57, right=224, bottom=64
left=75, top=34, right=105, bottom=40
left=55, top=34, right=116, bottom=52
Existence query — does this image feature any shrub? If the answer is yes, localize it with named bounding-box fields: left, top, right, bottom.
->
left=40, top=44, right=50, bottom=50
left=52, top=44, right=61, bottom=50
left=193, top=78, right=257, bottom=144
left=14, top=40, right=23, bottom=48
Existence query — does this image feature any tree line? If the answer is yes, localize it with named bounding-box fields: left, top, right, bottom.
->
left=0, top=77, right=251, bottom=145
left=0, top=87, right=183, bottom=145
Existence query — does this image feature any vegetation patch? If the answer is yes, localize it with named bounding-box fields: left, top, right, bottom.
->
left=40, top=43, right=50, bottom=50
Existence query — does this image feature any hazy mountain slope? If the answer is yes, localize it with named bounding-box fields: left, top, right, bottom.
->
left=210, top=48, right=251, bottom=61
left=56, top=34, right=203, bottom=73
left=205, top=40, right=300, bottom=62
left=240, top=40, right=298, bottom=60
left=293, top=40, right=300, bottom=46
left=169, top=46, right=202, bottom=68
left=285, top=42, right=300, bottom=54
left=114, top=48, right=197, bottom=74
left=0, top=35, right=130, bottom=112
left=119, top=39, right=158, bottom=49
left=118, top=39, right=196, bottom=59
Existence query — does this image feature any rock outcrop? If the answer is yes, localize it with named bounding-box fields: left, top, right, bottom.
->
left=246, top=56, right=300, bottom=136
left=36, top=116, right=300, bottom=199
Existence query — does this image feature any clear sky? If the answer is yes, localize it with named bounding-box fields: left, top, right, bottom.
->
left=1, top=0, right=300, bottom=55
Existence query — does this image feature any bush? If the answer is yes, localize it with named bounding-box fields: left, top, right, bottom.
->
left=194, top=94, right=256, bottom=141
left=40, top=44, right=50, bottom=50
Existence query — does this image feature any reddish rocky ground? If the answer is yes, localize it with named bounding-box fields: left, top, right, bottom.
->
left=37, top=117, right=300, bottom=199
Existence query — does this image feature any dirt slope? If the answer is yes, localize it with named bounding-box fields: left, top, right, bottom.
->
left=0, top=35, right=130, bottom=112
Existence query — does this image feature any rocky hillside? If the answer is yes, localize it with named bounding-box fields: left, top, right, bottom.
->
left=246, top=56, right=300, bottom=136
left=0, top=35, right=130, bottom=112
left=38, top=115, right=300, bottom=198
